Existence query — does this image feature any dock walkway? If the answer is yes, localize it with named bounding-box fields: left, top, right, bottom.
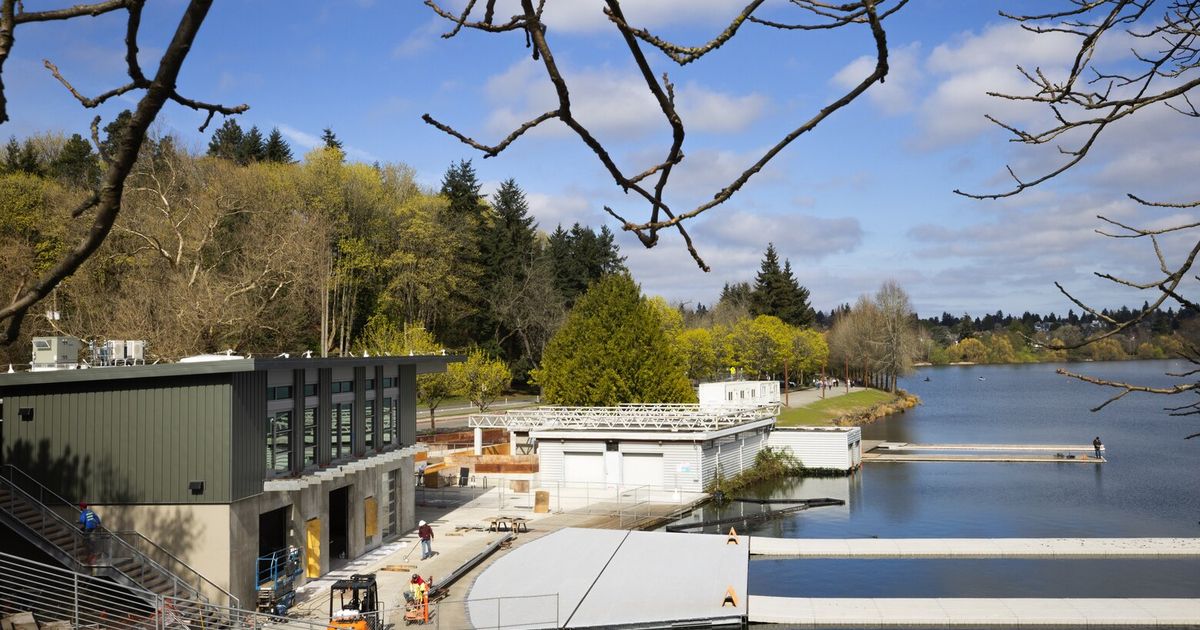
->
left=748, top=537, right=1200, bottom=557
left=864, top=442, right=1105, bottom=463
left=748, top=596, right=1200, bottom=626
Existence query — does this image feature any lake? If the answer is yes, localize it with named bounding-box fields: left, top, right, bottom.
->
left=720, top=360, right=1200, bottom=598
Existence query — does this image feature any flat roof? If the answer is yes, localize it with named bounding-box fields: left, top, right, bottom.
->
left=0, top=354, right=462, bottom=389
left=468, top=528, right=747, bottom=628
left=471, top=402, right=779, bottom=431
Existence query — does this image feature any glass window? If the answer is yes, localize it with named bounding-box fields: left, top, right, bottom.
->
left=381, top=397, right=394, bottom=446
left=364, top=400, right=375, bottom=451
left=332, top=381, right=354, bottom=394
left=266, top=411, right=292, bottom=475
left=331, top=403, right=352, bottom=461
left=303, top=383, right=317, bottom=397
left=366, top=378, right=376, bottom=391
left=303, top=408, right=317, bottom=468
left=267, top=385, right=293, bottom=401
left=382, top=377, right=396, bottom=388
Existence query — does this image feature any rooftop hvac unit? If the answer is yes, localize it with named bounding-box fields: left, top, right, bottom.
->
left=31, top=336, right=82, bottom=371
left=98, top=339, right=147, bottom=366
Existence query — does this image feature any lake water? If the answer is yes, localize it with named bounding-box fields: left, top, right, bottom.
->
left=713, top=360, right=1200, bottom=598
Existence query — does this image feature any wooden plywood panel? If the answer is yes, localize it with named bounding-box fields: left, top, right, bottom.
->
left=306, top=517, right=321, bottom=578
left=364, top=497, right=378, bottom=538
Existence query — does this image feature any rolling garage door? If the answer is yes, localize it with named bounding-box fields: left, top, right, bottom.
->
left=563, top=452, right=605, bottom=483
left=621, top=453, right=664, bottom=487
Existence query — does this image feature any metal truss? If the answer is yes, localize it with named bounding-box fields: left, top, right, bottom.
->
left=468, top=402, right=779, bottom=431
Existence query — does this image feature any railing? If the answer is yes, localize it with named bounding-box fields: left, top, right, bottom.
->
left=436, top=593, right=560, bottom=629
left=0, top=551, right=330, bottom=629
left=416, top=475, right=706, bottom=528
left=0, top=464, right=239, bottom=609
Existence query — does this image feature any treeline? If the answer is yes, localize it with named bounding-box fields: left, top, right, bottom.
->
left=915, top=306, right=1199, bottom=365
left=0, top=119, right=624, bottom=388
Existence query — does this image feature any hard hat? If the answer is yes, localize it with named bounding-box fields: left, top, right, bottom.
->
left=419, top=520, right=426, bottom=526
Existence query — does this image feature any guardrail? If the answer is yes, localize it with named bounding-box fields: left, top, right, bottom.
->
left=437, top=593, right=560, bottom=629
left=0, top=464, right=239, bottom=609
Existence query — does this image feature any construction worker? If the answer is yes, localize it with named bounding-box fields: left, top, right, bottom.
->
left=407, top=573, right=427, bottom=604
left=78, top=502, right=101, bottom=563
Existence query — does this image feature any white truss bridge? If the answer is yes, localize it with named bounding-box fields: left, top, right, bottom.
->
left=468, top=402, right=780, bottom=432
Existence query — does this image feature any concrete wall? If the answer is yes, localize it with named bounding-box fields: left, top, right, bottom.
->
left=766, top=426, right=862, bottom=470
left=99, top=503, right=232, bottom=603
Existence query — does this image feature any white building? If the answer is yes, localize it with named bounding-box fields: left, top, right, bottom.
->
left=767, top=426, right=862, bottom=470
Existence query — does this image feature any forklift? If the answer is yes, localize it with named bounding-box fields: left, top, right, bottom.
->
left=327, top=574, right=379, bottom=630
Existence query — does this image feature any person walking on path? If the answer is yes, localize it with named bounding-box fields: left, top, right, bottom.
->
left=418, top=520, right=435, bottom=560
left=1093, top=436, right=1103, bottom=459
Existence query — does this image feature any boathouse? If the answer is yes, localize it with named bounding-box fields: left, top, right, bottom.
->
left=0, top=342, right=458, bottom=607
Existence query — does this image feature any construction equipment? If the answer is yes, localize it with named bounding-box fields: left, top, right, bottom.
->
left=256, top=546, right=302, bottom=616
left=327, top=574, right=379, bottom=630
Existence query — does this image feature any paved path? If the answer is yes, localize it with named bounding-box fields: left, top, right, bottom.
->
left=748, top=596, right=1200, bottom=626
left=749, top=537, right=1200, bottom=557
left=782, top=386, right=863, bottom=408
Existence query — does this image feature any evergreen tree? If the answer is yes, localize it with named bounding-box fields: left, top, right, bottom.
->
left=50, top=133, right=100, bottom=188
left=533, top=274, right=694, bottom=405
left=546, top=222, right=626, bottom=307
left=241, top=125, right=267, bottom=163
left=434, top=159, right=489, bottom=347
left=479, top=179, right=541, bottom=361
left=3, top=137, right=43, bottom=176
left=320, top=127, right=343, bottom=150
left=264, top=127, right=294, bottom=163
left=439, top=159, right=486, bottom=219
left=207, top=119, right=244, bottom=162
left=749, top=243, right=814, bottom=327
left=100, top=110, right=132, bottom=160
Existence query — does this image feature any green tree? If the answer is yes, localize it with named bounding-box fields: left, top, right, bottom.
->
left=726, top=315, right=792, bottom=379
left=207, top=118, right=244, bottom=162
left=49, top=133, right=99, bottom=188
left=320, top=127, right=343, bottom=151
left=479, top=178, right=540, bottom=357
left=533, top=274, right=694, bottom=405
left=986, top=334, right=1017, bottom=364
left=264, top=127, right=294, bottom=163
left=545, top=223, right=626, bottom=306
left=677, top=327, right=718, bottom=382
left=951, top=337, right=988, bottom=363
left=359, top=317, right=460, bottom=432
left=790, top=327, right=828, bottom=386
left=241, top=125, right=267, bottom=163
left=98, top=109, right=132, bottom=160
left=749, top=243, right=813, bottom=327
left=450, top=349, right=511, bottom=412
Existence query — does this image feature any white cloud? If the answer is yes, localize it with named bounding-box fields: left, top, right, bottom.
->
left=833, top=42, right=922, bottom=115
left=277, top=124, right=379, bottom=163
left=393, top=19, right=444, bottom=58
left=484, top=59, right=768, bottom=138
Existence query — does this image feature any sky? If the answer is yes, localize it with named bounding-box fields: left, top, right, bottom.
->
left=4, top=0, right=1198, bottom=319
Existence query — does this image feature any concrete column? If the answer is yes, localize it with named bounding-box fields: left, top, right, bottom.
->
left=510, top=429, right=518, bottom=454
left=474, top=427, right=483, bottom=456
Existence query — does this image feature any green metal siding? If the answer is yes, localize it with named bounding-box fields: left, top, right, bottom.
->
left=399, top=365, right=416, bottom=447
left=1, top=375, right=233, bottom=504
left=230, top=371, right=268, bottom=502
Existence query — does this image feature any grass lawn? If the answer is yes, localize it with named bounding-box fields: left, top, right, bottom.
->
left=776, top=389, right=896, bottom=427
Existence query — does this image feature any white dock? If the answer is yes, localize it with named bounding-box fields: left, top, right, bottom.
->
left=866, top=442, right=1105, bottom=463
left=748, top=596, right=1200, bottom=626
left=749, top=537, right=1200, bottom=557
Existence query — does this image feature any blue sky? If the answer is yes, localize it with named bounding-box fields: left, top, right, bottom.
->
left=5, top=1, right=1197, bottom=318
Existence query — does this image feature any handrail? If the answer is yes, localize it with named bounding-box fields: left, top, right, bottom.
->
left=0, top=464, right=238, bottom=609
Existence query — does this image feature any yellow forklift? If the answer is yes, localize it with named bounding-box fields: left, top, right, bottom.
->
left=327, top=574, right=379, bottom=630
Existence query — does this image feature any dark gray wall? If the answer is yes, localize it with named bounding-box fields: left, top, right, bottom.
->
left=1, top=375, right=234, bottom=504
left=230, top=371, right=268, bottom=502
left=399, top=365, right=416, bottom=447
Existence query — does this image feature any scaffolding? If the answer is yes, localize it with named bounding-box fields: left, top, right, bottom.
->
left=468, top=402, right=779, bottom=432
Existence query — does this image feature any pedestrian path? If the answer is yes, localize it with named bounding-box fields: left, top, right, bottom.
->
left=749, top=537, right=1200, bottom=557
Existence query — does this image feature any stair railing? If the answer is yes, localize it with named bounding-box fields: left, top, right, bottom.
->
left=0, top=464, right=239, bottom=609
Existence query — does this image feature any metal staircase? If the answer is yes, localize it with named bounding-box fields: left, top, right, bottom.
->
left=0, top=464, right=239, bottom=613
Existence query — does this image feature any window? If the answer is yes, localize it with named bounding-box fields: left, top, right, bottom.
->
left=266, top=411, right=292, bottom=475
left=267, top=385, right=293, bottom=401
left=366, top=378, right=376, bottom=391
left=332, top=380, right=354, bottom=394
left=727, top=392, right=733, bottom=401
left=364, top=400, right=375, bottom=451
left=303, top=383, right=317, bottom=397
left=331, top=403, right=352, bottom=460
left=303, top=408, right=317, bottom=468
left=381, top=397, right=394, bottom=446
left=382, top=377, right=396, bottom=389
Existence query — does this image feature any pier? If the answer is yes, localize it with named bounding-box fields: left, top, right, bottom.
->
left=863, top=441, right=1105, bottom=463
left=748, top=536, right=1200, bottom=557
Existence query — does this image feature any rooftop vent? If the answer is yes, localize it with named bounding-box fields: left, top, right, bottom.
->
left=31, top=336, right=82, bottom=371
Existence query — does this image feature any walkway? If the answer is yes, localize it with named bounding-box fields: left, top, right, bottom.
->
left=749, top=537, right=1200, bottom=557
left=748, top=596, right=1200, bottom=626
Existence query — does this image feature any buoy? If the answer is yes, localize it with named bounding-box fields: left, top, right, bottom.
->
left=722, top=585, right=739, bottom=607
left=727, top=527, right=739, bottom=545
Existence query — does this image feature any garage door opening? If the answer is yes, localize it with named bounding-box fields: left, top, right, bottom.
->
left=329, top=486, right=350, bottom=565
left=622, top=453, right=664, bottom=488
left=563, top=452, right=604, bottom=484
left=258, top=505, right=291, bottom=558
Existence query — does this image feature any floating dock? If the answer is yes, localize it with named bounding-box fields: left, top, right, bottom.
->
left=748, top=537, right=1200, bottom=557
left=748, top=596, right=1200, bottom=626
left=864, top=442, right=1105, bottom=463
